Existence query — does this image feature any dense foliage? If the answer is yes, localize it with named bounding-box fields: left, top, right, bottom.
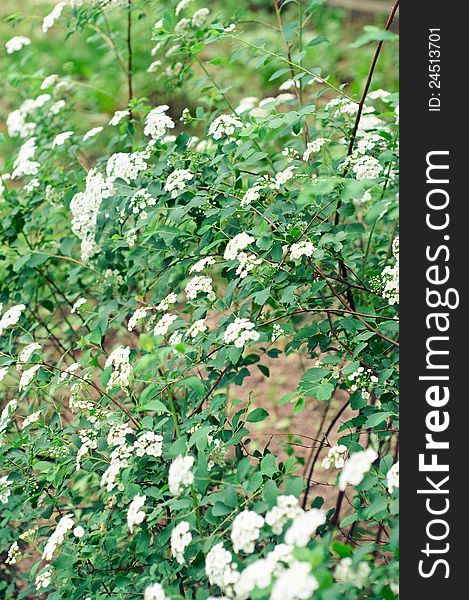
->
left=0, top=1, right=399, bottom=599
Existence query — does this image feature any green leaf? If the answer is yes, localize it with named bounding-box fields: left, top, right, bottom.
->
left=247, top=408, right=269, bottom=423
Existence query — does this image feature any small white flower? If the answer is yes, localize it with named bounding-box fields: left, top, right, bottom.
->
left=53, top=131, right=73, bottom=148
left=109, top=110, right=130, bottom=126
left=41, top=74, right=59, bottom=89
left=284, top=508, right=326, bottom=546
left=71, top=297, right=87, bottom=313
left=153, top=313, right=178, bottom=336
left=271, top=562, right=319, bottom=600
left=168, top=455, right=194, bottom=495
left=6, top=36, right=31, bottom=54
left=334, top=557, right=371, bottom=588
left=185, top=275, right=215, bottom=301
left=231, top=510, right=264, bottom=554
left=187, top=319, right=208, bottom=338
left=42, top=2, right=67, bottom=33
left=322, top=445, right=348, bottom=469
left=128, top=307, right=149, bottom=332
left=192, top=8, right=210, bottom=27
left=386, top=461, right=399, bottom=493
left=144, top=583, right=168, bottom=600
left=21, top=410, right=41, bottom=429
left=171, top=521, right=192, bottom=564
left=189, top=256, right=216, bottom=273
left=19, top=365, right=40, bottom=390
left=127, top=495, right=146, bottom=533
left=144, top=105, right=175, bottom=141
left=176, top=0, right=192, bottom=16
left=223, top=317, right=260, bottom=348
left=265, top=495, right=303, bottom=535
left=73, top=525, right=85, bottom=538
left=42, top=514, right=74, bottom=561
left=303, top=138, right=330, bottom=161
left=209, top=114, right=243, bottom=141
left=338, top=448, right=378, bottom=490
left=289, top=240, right=316, bottom=261
left=224, top=233, right=255, bottom=260
left=164, top=169, right=193, bottom=197
left=83, top=126, right=103, bottom=141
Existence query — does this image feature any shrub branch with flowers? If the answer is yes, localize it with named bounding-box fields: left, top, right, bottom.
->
left=0, top=1, right=399, bottom=599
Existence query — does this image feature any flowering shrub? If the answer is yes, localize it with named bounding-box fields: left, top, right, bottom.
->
left=0, top=1, right=399, bottom=599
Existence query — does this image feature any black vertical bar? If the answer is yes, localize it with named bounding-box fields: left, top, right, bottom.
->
left=401, top=2, right=466, bottom=596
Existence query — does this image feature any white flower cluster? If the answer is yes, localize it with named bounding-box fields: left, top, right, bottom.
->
left=324, top=97, right=359, bottom=116
left=128, top=307, right=149, bottom=332
left=0, top=475, right=12, bottom=503
left=83, top=126, right=103, bottom=141
left=289, top=240, right=316, bottom=261
left=156, top=293, right=178, bottom=312
left=190, top=256, right=216, bottom=273
left=303, top=138, right=330, bottom=161
left=355, top=132, right=382, bottom=155
left=19, top=365, right=40, bottom=390
left=76, top=429, right=98, bottom=470
left=185, top=275, right=215, bottom=301
left=205, top=543, right=240, bottom=596
left=108, top=422, right=133, bottom=447
left=382, top=236, right=399, bottom=305
left=284, top=508, right=326, bottom=546
left=130, top=189, right=156, bottom=220
left=133, top=432, right=163, bottom=457
left=187, top=318, right=208, bottom=338
left=109, top=109, right=129, bottom=126
left=386, top=461, right=399, bottom=493
left=53, top=131, right=73, bottom=148
left=334, top=557, right=371, bottom=588
left=42, top=2, right=66, bottom=33
left=346, top=365, right=379, bottom=400
left=7, top=94, right=51, bottom=138
left=153, top=313, right=178, bottom=336
left=71, top=297, right=87, bottom=313
left=0, top=400, right=17, bottom=435
left=6, top=36, right=31, bottom=54
left=144, top=583, right=168, bottom=600
left=224, top=233, right=255, bottom=261
left=271, top=166, right=297, bottom=190
left=271, top=561, right=319, bottom=600
left=144, top=105, right=175, bottom=140
left=5, top=541, right=22, bottom=565
left=192, top=7, right=210, bottom=27
left=223, top=317, right=260, bottom=348
left=127, top=494, right=146, bottom=533
left=11, top=138, right=40, bottom=179
left=209, top=114, right=243, bottom=140
left=168, top=455, right=194, bottom=495
left=106, top=151, right=149, bottom=183
left=171, top=521, right=192, bottom=564
left=70, top=169, right=114, bottom=260
left=265, top=495, right=303, bottom=534
left=235, top=252, right=262, bottom=279
left=322, top=444, right=348, bottom=469
left=35, top=568, right=53, bottom=591
left=240, top=184, right=263, bottom=207
left=231, top=510, right=265, bottom=554
left=21, top=410, right=41, bottom=429
left=350, top=155, right=383, bottom=180
left=338, top=448, right=378, bottom=490
left=105, top=346, right=132, bottom=389
left=164, top=169, right=193, bottom=197
left=42, top=514, right=74, bottom=561
left=0, top=304, right=26, bottom=336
